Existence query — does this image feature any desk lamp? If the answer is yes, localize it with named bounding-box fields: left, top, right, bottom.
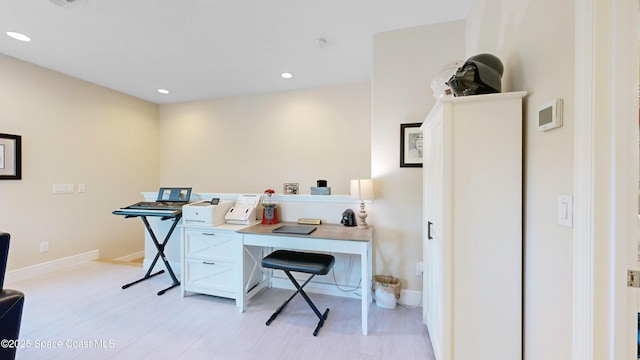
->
left=350, top=179, right=374, bottom=229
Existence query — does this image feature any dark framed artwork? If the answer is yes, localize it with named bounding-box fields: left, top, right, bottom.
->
left=0, top=133, right=22, bottom=180
left=400, top=123, right=423, bottom=168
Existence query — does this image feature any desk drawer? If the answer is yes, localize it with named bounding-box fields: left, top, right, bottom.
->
left=184, top=230, right=237, bottom=260
left=184, top=258, right=235, bottom=294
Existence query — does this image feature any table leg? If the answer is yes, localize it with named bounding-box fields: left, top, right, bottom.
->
left=237, top=243, right=245, bottom=313
left=361, top=244, right=370, bottom=335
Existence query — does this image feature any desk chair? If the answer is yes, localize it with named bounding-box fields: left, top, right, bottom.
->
left=0, top=233, right=25, bottom=360
left=261, top=250, right=335, bottom=336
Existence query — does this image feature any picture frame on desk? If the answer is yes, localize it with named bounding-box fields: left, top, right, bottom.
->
left=400, top=123, right=423, bottom=168
left=283, top=183, right=299, bottom=195
left=0, top=133, right=21, bottom=180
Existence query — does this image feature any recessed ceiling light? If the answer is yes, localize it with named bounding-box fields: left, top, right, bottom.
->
left=157, top=89, right=170, bottom=94
left=6, top=32, right=31, bottom=42
left=281, top=73, right=293, bottom=79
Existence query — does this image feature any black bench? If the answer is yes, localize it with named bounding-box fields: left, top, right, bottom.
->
left=261, top=250, right=335, bottom=336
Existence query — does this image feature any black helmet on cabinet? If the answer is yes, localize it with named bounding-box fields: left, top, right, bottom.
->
left=340, top=209, right=356, bottom=227
left=446, top=53, right=504, bottom=96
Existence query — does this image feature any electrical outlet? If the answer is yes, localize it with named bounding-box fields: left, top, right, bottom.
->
left=53, top=184, right=74, bottom=194
left=416, top=260, right=423, bottom=276
left=39, top=241, right=49, bottom=253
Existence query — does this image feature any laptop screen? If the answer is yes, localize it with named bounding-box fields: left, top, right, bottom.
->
left=156, top=187, right=192, bottom=202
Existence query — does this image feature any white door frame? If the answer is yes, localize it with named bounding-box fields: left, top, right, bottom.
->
left=573, top=0, right=638, bottom=358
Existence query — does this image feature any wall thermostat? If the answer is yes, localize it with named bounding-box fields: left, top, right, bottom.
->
left=537, top=98, right=563, bottom=131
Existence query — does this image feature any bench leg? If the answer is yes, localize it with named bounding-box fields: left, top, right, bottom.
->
left=313, top=308, right=329, bottom=336
left=266, top=272, right=316, bottom=325
left=286, top=271, right=324, bottom=320
left=265, top=271, right=330, bottom=336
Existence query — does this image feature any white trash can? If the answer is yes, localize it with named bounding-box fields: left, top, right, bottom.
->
left=373, top=275, right=401, bottom=310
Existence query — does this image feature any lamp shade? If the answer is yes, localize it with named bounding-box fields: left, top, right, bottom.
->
left=350, top=179, right=374, bottom=201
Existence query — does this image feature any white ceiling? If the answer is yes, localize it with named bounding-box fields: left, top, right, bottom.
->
left=0, top=0, right=474, bottom=104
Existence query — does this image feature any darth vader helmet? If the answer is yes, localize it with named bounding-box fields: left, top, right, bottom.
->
left=446, top=53, right=503, bottom=96
left=341, top=209, right=357, bottom=227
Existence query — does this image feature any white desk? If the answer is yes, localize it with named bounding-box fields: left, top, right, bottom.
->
left=237, top=222, right=374, bottom=336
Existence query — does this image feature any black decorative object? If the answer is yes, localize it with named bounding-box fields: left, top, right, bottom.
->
left=341, top=209, right=357, bottom=227
left=447, top=53, right=503, bottom=97
left=0, top=133, right=21, bottom=180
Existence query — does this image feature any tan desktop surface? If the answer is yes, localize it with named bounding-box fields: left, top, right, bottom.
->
left=238, top=222, right=373, bottom=242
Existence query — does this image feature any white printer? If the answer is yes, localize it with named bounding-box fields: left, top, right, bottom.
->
left=225, top=194, right=261, bottom=225
left=182, top=199, right=234, bottom=226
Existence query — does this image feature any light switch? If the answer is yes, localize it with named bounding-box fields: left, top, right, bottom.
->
left=53, top=184, right=74, bottom=194
left=558, top=195, right=573, bottom=227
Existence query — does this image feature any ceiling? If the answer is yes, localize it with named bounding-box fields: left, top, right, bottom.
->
left=0, top=0, right=474, bottom=104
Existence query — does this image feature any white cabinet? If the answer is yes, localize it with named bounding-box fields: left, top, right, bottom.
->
left=181, top=225, right=243, bottom=300
left=422, top=91, right=526, bottom=360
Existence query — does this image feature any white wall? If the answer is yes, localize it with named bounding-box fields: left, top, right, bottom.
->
left=371, top=22, right=465, bottom=293
left=158, top=83, right=371, bottom=195
left=466, top=1, right=575, bottom=359
left=155, top=83, right=373, bottom=289
left=0, top=54, right=160, bottom=271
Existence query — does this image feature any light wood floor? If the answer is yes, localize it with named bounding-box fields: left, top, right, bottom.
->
left=6, top=261, right=434, bottom=360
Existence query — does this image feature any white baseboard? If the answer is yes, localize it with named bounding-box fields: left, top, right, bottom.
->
left=398, top=289, right=422, bottom=307
left=115, top=251, right=144, bottom=262
left=6, top=249, right=100, bottom=283
left=268, top=277, right=423, bottom=308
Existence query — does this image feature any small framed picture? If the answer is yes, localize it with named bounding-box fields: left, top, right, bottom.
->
left=0, top=133, right=22, bottom=180
left=400, top=123, right=423, bottom=168
left=283, top=183, right=299, bottom=195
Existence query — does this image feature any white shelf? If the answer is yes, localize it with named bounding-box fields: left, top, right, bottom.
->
left=143, top=192, right=362, bottom=204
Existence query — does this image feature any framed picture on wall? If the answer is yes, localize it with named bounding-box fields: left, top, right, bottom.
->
left=0, top=133, right=22, bottom=180
left=400, top=123, right=423, bottom=168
